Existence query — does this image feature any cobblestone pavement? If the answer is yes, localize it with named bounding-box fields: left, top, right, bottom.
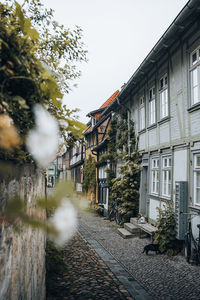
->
left=48, top=231, right=139, bottom=300
left=78, top=212, right=200, bottom=300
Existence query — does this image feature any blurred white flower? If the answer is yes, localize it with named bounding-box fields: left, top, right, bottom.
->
left=26, top=104, right=59, bottom=168
left=50, top=198, right=77, bottom=246
left=59, top=119, right=69, bottom=128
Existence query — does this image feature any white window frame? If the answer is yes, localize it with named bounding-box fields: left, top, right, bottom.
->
left=190, top=46, right=200, bottom=106
left=151, top=157, right=159, bottom=195
left=159, top=74, right=168, bottom=119
left=149, top=86, right=156, bottom=125
left=194, top=153, right=200, bottom=206
left=161, top=156, right=172, bottom=198
left=139, top=96, right=145, bottom=130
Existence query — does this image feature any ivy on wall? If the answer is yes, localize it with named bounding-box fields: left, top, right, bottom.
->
left=82, top=155, right=96, bottom=193
left=105, top=109, right=140, bottom=225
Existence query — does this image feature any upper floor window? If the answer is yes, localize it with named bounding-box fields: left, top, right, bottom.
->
left=91, top=117, right=96, bottom=126
left=151, top=157, right=159, bottom=195
left=139, top=96, right=145, bottom=130
left=149, top=86, right=156, bottom=125
left=194, top=153, right=200, bottom=205
left=190, top=46, right=200, bottom=106
left=159, top=74, right=168, bottom=119
left=162, top=156, right=172, bottom=198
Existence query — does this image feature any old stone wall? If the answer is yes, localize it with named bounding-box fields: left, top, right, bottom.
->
left=0, top=164, right=46, bottom=300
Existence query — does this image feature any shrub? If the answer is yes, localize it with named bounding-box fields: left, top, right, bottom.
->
left=154, top=202, right=179, bottom=256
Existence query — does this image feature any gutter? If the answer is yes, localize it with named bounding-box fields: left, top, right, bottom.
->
left=119, top=0, right=198, bottom=99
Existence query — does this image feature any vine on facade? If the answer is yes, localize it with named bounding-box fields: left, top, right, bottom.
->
left=82, top=155, right=96, bottom=193
left=105, top=110, right=140, bottom=225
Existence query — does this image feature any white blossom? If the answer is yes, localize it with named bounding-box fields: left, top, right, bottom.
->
left=26, top=104, right=59, bottom=168
left=50, top=198, right=77, bottom=246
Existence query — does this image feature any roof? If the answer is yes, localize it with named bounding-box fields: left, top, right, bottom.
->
left=100, top=90, right=120, bottom=108
left=103, top=0, right=200, bottom=114
left=83, top=90, right=120, bottom=136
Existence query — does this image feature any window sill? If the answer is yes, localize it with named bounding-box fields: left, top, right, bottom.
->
left=187, top=102, right=200, bottom=113
left=189, top=205, right=200, bottom=213
left=148, top=194, right=172, bottom=201
left=158, top=116, right=170, bottom=125
left=138, top=128, right=146, bottom=135
left=147, top=123, right=157, bottom=130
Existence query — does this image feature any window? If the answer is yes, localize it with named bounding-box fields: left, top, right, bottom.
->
left=194, top=154, right=200, bottom=205
left=190, top=46, right=200, bottom=106
left=91, top=117, right=96, bottom=126
left=149, top=86, right=156, bottom=125
left=151, top=158, right=159, bottom=194
left=162, top=156, right=172, bottom=198
left=159, top=75, right=168, bottom=119
left=139, top=96, right=145, bottom=130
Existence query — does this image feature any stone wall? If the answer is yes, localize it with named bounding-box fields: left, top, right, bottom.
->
left=0, top=164, right=46, bottom=300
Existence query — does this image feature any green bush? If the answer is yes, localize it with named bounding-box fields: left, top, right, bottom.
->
left=154, top=202, right=179, bottom=256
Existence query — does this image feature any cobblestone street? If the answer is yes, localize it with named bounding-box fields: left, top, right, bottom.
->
left=47, top=231, right=145, bottom=300
left=79, top=212, right=200, bottom=300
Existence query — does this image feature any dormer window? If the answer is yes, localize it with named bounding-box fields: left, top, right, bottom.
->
left=91, top=117, right=96, bottom=126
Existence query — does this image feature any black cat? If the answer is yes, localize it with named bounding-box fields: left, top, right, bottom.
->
left=142, top=243, right=160, bottom=255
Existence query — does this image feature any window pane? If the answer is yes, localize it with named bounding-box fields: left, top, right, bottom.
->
left=192, top=52, right=197, bottom=65
left=149, top=89, right=152, bottom=100
left=197, top=172, right=200, bottom=188
left=164, top=158, right=167, bottom=167
left=196, top=188, right=200, bottom=204
left=193, top=86, right=199, bottom=104
left=192, top=68, right=198, bottom=86
left=196, top=156, right=200, bottom=167
left=169, top=158, right=172, bottom=167
left=160, top=78, right=163, bottom=90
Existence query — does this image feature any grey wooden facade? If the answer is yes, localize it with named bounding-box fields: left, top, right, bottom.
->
left=110, top=0, right=200, bottom=238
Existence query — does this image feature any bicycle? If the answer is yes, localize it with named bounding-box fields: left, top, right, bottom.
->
left=109, top=198, right=121, bottom=225
left=184, top=213, right=200, bottom=265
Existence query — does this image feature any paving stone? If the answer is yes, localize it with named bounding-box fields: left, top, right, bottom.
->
left=79, top=211, right=200, bottom=300
left=47, top=231, right=134, bottom=300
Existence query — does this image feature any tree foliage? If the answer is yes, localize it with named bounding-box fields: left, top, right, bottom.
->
left=0, top=1, right=87, bottom=161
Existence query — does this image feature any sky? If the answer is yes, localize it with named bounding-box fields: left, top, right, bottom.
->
left=43, top=0, right=189, bottom=124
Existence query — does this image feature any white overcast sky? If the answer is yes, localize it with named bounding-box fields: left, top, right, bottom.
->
left=43, top=0, right=188, bottom=123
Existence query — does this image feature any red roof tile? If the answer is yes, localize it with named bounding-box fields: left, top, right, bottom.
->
left=100, top=90, right=119, bottom=109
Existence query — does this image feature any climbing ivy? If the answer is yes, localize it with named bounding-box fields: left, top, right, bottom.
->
left=82, top=155, right=96, bottom=193
left=105, top=109, right=140, bottom=225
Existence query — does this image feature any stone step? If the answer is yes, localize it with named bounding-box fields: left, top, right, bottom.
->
left=117, top=228, right=134, bottom=239
left=124, top=222, right=140, bottom=234
left=130, top=217, right=138, bottom=226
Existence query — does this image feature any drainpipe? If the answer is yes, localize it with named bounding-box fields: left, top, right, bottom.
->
left=116, top=97, right=131, bottom=156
